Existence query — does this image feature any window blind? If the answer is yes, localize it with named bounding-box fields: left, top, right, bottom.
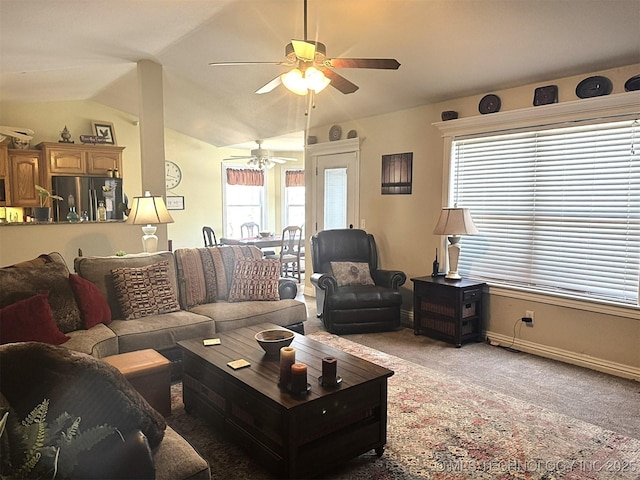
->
left=453, top=119, right=640, bottom=305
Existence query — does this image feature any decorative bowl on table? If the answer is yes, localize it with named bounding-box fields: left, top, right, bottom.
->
left=255, top=329, right=294, bottom=355
left=259, top=231, right=271, bottom=237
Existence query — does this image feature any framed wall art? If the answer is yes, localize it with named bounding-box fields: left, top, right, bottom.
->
left=91, top=121, right=117, bottom=145
left=381, top=152, right=413, bottom=195
left=166, top=196, right=185, bottom=210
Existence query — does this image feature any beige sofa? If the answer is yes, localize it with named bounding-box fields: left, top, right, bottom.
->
left=72, top=245, right=307, bottom=360
left=0, top=245, right=308, bottom=480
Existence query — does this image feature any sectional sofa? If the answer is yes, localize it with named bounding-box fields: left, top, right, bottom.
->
left=0, top=245, right=308, bottom=480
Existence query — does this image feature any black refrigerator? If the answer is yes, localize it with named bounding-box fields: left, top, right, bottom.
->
left=51, top=176, right=124, bottom=222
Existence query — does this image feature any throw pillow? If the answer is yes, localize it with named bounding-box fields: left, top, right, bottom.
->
left=330, top=261, right=375, bottom=286
left=228, top=259, right=281, bottom=302
left=111, top=261, right=180, bottom=320
left=0, top=262, right=82, bottom=333
left=0, top=292, right=70, bottom=345
left=68, top=274, right=112, bottom=329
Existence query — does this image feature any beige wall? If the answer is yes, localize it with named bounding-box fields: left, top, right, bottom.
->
left=307, top=63, right=640, bottom=378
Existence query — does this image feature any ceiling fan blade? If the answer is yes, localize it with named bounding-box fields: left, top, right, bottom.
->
left=323, top=58, right=401, bottom=70
left=255, top=75, right=282, bottom=94
left=322, top=69, right=359, bottom=94
left=291, top=39, right=316, bottom=62
left=271, top=156, right=297, bottom=162
left=209, top=61, right=291, bottom=66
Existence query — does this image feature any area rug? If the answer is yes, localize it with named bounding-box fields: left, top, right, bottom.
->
left=167, top=332, right=640, bottom=479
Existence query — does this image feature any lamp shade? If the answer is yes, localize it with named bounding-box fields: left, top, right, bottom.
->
left=433, top=208, right=479, bottom=236
left=125, top=192, right=174, bottom=226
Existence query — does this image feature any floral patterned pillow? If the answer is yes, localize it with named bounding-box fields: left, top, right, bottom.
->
left=330, top=262, right=375, bottom=286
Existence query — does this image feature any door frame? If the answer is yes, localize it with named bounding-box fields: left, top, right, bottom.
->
left=306, top=137, right=361, bottom=237
left=304, top=137, right=360, bottom=295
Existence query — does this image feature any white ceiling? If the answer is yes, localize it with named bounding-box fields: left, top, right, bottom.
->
left=1, top=0, right=639, bottom=153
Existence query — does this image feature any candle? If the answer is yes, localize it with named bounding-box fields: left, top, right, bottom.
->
left=290, top=362, right=308, bottom=393
left=279, top=347, right=296, bottom=386
left=322, top=357, right=337, bottom=384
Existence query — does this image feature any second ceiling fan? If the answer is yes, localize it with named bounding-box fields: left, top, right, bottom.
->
left=224, top=140, right=297, bottom=170
left=209, top=0, right=400, bottom=96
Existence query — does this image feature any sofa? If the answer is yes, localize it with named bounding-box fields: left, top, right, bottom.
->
left=0, top=245, right=308, bottom=480
left=0, top=341, right=210, bottom=480
left=0, top=245, right=307, bottom=363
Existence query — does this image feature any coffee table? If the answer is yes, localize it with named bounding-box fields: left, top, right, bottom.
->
left=178, top=323, right=394, bottom=478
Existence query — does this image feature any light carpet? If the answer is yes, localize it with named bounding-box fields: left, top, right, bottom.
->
left=168, top=331, right=640, bottom=479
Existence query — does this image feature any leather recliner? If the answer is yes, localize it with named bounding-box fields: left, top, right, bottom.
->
left=310, top=229, right=406, bottom=334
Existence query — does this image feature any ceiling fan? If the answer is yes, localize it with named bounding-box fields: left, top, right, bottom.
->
left=209, top=0, right=400, bottom=96
left=224, top=140, right=297, bottom=170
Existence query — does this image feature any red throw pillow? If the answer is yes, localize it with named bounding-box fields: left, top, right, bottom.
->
left=0, top=292, right=70, bottom=345
left=68, top=274, right=112, bottom=329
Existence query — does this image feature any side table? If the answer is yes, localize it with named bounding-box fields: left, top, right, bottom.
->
left=411, top=276, right=486, bottom=347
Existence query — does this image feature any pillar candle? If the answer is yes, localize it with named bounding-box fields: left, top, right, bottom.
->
left=322, top=356, right=337, bottom=383
left=279, top=347, right=296, bottom=386
left=290, top=362, right=308, bottom=393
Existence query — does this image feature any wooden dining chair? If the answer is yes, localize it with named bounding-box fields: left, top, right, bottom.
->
left=240, top=222, right=260, bottom=239
left=266, top=226, right=303, bottom=282
left=202, top=226, right=218, bottom=247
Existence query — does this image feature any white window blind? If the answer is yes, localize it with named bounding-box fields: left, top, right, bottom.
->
left=453, top=119, right=640, bottom=305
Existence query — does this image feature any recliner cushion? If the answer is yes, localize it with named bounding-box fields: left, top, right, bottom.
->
left=327, top=285, right=403, bottom=309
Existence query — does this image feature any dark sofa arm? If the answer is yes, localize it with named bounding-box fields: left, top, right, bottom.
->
left=372, top=269, right=407, bottom=289
left=278, top=278, right=298, bottom=299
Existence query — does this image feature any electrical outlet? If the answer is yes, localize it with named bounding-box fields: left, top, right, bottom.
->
left=525, top=310, right=535, bottom=327
left=360, top=218, right=366, bottom=229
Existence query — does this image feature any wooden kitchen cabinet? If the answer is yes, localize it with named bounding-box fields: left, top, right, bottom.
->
left=38, top=142, right=124, bottom=177
left=8, top=149, right=42, bottom=207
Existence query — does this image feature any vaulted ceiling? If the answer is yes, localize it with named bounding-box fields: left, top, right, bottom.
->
left=1, top=0, right=638, bottom=152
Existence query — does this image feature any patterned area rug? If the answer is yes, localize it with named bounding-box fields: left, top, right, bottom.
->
left=167, top=332, right=640, bottom=479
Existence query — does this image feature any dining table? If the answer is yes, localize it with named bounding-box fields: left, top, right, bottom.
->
left=219, top=234, right=283, bottom=248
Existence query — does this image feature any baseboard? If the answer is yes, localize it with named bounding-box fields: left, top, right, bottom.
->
left=485, top=330, right=640, bottom=381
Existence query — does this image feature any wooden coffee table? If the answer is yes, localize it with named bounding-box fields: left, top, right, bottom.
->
left=178, top=323, right=394, bottom=479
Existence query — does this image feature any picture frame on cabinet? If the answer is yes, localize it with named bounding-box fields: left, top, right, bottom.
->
left=91, top=121, right=116, bottom=145
left=166, top=196, right=185, bottom=210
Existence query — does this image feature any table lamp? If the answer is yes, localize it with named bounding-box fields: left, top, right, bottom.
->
left=125, top=191, right=174, bottom=252
left=433, top=207, right=479, bottom=280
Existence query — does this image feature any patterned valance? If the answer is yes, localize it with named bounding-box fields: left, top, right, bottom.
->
left=226, top=168, right=264, bottom=186
left=285, top=169, right=305, bottom=187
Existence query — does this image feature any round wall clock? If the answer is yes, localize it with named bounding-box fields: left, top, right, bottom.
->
left=165, top=160, right=182, bottom=190
left=575, top=76, right=612, bottom=98
left=479, top=94, right=501, bottom=114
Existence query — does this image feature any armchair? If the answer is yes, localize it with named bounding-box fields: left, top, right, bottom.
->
left=310, top=229, right=406, bottom=334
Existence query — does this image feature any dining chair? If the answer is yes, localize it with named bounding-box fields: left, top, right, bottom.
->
left=267, top=226, right=303, bottom=282
left=202, top=226, right=218, bottom=247
left=240, top=222, right=260, bottom=239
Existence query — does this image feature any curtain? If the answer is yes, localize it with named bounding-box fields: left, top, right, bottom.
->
left=285, top=169, right=305, bottom=187
left=227, top=168, right=264, bottom=186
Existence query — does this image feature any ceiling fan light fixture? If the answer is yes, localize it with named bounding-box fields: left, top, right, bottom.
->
left=281, top=66, right=330, bottom=95
left=281, top=68, right=308, bottom=95
left=306, top=66, right=330, bottom=93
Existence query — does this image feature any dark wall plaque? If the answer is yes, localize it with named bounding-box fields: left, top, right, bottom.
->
left=381, top=152, right=413, bottom=195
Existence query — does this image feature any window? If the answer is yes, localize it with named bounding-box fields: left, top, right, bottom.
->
left=451, top=118, right=639, bottom=306
left=283, top=169, right=305, bottom=228
left=223, top=166, right=266, bottom=237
